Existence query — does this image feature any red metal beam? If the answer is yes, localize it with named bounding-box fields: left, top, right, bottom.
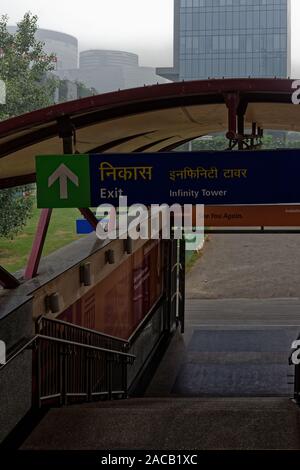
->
left=24, top=209, right=53, bottom=280
left=79, top=208, right=98, bottom=230
left=0, top=266, right=20, bottom=289
left=79, top=207, right=117, bottom=234
left=0, top=78, right=297, bottom=189
left=0, top=79, right=295, bottom=159
left=0, top=173, right=36, bottom=190
left=0, top=78, right=294, bottom=138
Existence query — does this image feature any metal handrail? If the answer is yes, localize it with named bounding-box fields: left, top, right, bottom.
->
left=2, top=296, right=166, bottom=409
left=127, top=295, right=164, bottom=345
left=0, top=336, right=36, bottom=371
left=1, top=321, right=137, bottom=410
left=0, top=334, right=135, bottom=372
left=37, top=315, right=129, bottom=346
left=36, top=334, right=135, bottom=359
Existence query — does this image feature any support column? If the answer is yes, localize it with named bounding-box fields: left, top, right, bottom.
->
left=25, top=116, right=74, bottom=280
left=237, top=101, right=248, bottom=150
left=57, top=116, right=74, bottom=154
left=24, top=209, right=53, bottom=280
left=223, top=92, right=240, bottom=141
left=251, top=122, right=257, bottom=148
left=237, top=114, right=244, bottom=150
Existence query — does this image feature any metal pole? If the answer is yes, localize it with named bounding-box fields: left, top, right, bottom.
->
left=24, top=209, right=53, bottom=280
left=179, top=239, right=186, bottom=334
left=237, top=113, right=245, bottom=150
left=25, top=117, right=75, bottom=279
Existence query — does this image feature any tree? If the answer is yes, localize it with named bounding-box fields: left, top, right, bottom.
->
left=0, top=188, right=33, bottom=238
left=76, top=81, right=97, bottom=99
left=0, top=12, right=58, bottom=238
left=192, top=135, right=228, bottom=151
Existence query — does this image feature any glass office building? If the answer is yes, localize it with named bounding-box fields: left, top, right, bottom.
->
left=157, top=0, right=291, bottom=81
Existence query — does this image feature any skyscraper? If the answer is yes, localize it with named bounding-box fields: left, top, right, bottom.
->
left=56, top=49, right=169, bottom=95
left=157, top=0, right=291, bottom=81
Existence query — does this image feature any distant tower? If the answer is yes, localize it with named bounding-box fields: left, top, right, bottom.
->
left=8, top=27, right=78, bottom=70
left=79, top=50, right=139, bottom=69
left=157, top=0, right=291, bottom=81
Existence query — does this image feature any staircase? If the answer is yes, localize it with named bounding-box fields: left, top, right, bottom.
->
left=21, top=397, right=300, bottom=450
left=4, top=311, right=300, bottom=450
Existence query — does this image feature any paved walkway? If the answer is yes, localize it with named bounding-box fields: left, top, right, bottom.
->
left=146, top=298, right=300, bottom=397
left=147, top=234, right=300, bottom=397
left=186, top=234, right=300, bottom=299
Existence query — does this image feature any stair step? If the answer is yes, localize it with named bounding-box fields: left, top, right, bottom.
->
left=76, top=396, right=296, bottom=410
left=21, top=397, right=300, bottom=450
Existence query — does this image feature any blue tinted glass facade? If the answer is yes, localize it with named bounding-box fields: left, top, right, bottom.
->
left=161, top=0, right=290, bottom=80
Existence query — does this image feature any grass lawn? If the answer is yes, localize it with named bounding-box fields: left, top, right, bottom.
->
left=0, top=204, right=84, bottom=274
left=186, top=250, right=202, bottom=272
left=185, top=235, right=209, bottom=273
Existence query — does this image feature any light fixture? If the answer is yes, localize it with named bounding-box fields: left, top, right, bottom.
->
left=79, top=262, right=92, bottom=286
left=105, top=249, right=115, bottom=265
left=124, top=238, right=133, bottom=255
left=45, top=293, right=61, bottom=313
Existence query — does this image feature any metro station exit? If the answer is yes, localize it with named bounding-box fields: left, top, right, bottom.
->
left=1, top=78, right=300, bottom=451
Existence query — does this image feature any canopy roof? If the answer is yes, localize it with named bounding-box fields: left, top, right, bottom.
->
left=0, top=78, right=299, bottom=189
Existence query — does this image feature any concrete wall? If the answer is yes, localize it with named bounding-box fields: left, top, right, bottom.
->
left=0, top=232, right=152, bottom=442
left=0, top=299, right=33, bottom=443
left=32, top=235, right=150, bottom=320
left=0, top=226, right=162, bottom=442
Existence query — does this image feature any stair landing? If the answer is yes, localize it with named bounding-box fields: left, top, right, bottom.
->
left=21, top=397, right=300, bottom=450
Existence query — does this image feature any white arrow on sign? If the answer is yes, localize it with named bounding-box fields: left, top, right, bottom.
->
left=48, top=164, right=79, bottom=199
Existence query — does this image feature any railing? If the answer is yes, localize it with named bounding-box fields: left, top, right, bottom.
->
left=37, top=316, right=129, bottom=352
left=34, top=335, right=135, bottom=407
left=126, top=295, right=165, bottom=389
left=0, top=336, right=36, bottom=371
left=34, top=316, right=136, bottom=406
left=1, top=239, right=184, bottom=418
left=37, top=297, right=166, bottom=394
left=35, top=295, right=166, bottom=398
left=0, top=334, right=135, bottom=408
left=124, top=239, right=185, bottom=390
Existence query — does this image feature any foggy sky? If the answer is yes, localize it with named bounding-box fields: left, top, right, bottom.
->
left=1, top=0, right=300, bottom=75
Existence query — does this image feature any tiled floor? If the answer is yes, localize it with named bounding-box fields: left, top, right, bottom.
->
left=146, top=299, right=300, bottom=397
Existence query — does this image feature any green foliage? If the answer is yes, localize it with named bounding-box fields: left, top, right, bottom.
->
left=177, top=133, right=300, bottom=153
left=261, top=134, right=300, bottom=149
left=75, top=81, right=97, bottom=99
left=192, top=136, right=228, bottom=151
left=0, top=12, right=58, bottom=239
left=0, top=12, right=58, bottom=119
left=0, top=188, right=33, bottom=238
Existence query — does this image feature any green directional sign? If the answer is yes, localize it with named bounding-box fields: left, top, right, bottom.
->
left=36, top=155, right=91, bottom=208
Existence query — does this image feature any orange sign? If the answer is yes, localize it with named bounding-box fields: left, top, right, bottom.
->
left=200, top=206, right=300, bottom=227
